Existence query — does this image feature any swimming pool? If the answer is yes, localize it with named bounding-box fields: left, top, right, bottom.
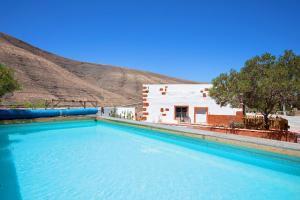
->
left=1, top=120, right=300, bottom=200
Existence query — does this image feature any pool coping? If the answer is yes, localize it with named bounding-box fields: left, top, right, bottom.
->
left=97, top=116, right=300, bottom=157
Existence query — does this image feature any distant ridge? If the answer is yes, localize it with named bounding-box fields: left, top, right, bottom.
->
left=0, top=32, right=198, bottom=106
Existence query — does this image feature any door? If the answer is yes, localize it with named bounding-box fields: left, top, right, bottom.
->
left=194, top=107, right=207, bottom=124
left=175, top=106, right=189, bottom=122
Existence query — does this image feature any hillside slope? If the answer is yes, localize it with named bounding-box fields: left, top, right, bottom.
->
left=0, top=32, right=197, bottom=106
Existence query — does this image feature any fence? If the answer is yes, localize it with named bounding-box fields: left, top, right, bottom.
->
left=243, top=116, right=289, bottom=130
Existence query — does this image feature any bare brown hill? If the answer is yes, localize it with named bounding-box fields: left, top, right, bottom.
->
left=0, top=32, right=197, bottom=106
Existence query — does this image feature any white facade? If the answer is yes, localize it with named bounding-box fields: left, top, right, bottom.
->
left=142, top=84, right=241, bottom=124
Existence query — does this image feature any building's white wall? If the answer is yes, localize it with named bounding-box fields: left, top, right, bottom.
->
left=143, top=84, right=241, bottom=124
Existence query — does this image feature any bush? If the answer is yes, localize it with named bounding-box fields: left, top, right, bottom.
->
left=126, top=111, right=133, bottom=120
left=229, top=121, right=244, bottom=129
left=23, top=102, right=33, bottom=108
left=109, top=107, right=118, bottom=117
left=9, top=105, right=17, bottom=109
left=0, top=64, right=20, bottom=99
left=33, top=100, right=46, bottom=108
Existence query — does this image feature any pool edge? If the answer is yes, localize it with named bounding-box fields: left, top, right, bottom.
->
left=97, top=116, right=300, bottom=158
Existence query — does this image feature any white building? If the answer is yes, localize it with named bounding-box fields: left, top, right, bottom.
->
left=142, top=84, right=243, bottom=125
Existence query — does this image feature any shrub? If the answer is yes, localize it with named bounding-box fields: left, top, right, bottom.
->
left=229, top=121, right=245, bottom=129
left=23, top=102, right=33, bottom=108
left=109, top=107, right=118, bottom=117
left=9, top=105, right=17, bottom=109
left=33, top=100, right=46, bottom=108
left=0, top=63, right=20, bottom=99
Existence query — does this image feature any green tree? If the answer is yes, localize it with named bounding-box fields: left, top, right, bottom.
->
left=209, top=50, right=300, bottom=129
left=0, top=63, right=20, bottom=99
left=277, top=50, right=300, bottom=111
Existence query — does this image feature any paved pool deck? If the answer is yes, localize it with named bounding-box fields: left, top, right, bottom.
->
left=279, top=115, right=300, bottom=133
left=97, top=116, right=300, bottom=157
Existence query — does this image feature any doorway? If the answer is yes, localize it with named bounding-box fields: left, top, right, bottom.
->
left=194, top=107, right=207, bottom=124
left=175, top=106, right=189, bottom=123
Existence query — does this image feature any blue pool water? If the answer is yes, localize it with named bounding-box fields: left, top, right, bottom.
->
left=1, top=120, right=300, bottom=200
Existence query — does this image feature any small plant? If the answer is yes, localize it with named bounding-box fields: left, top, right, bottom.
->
left=126, top=111, right=133, bottom=120
left=121, top=111, right=125, bottom=118
left=109, top=107, right=118, bottom=117
left=24, top=102, right=33, bottom=109
left=34, top=99, right=46, bottom=108
left=23, top=100, right=46, bottom=109
left=229, top=121, right=244, bottom=129
left=9, top=105, right=17, bottom=109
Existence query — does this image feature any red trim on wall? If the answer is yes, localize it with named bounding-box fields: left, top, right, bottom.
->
left=143, top=103, right=149, bottom=107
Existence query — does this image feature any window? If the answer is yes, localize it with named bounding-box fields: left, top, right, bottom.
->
left=175, top=106, right=188, bottom=118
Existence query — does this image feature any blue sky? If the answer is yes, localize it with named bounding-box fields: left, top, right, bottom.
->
left=1, top=0, right=300, bottom=82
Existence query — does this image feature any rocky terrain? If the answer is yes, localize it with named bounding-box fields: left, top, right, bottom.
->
left=0, top=32, right=197, bottom=106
